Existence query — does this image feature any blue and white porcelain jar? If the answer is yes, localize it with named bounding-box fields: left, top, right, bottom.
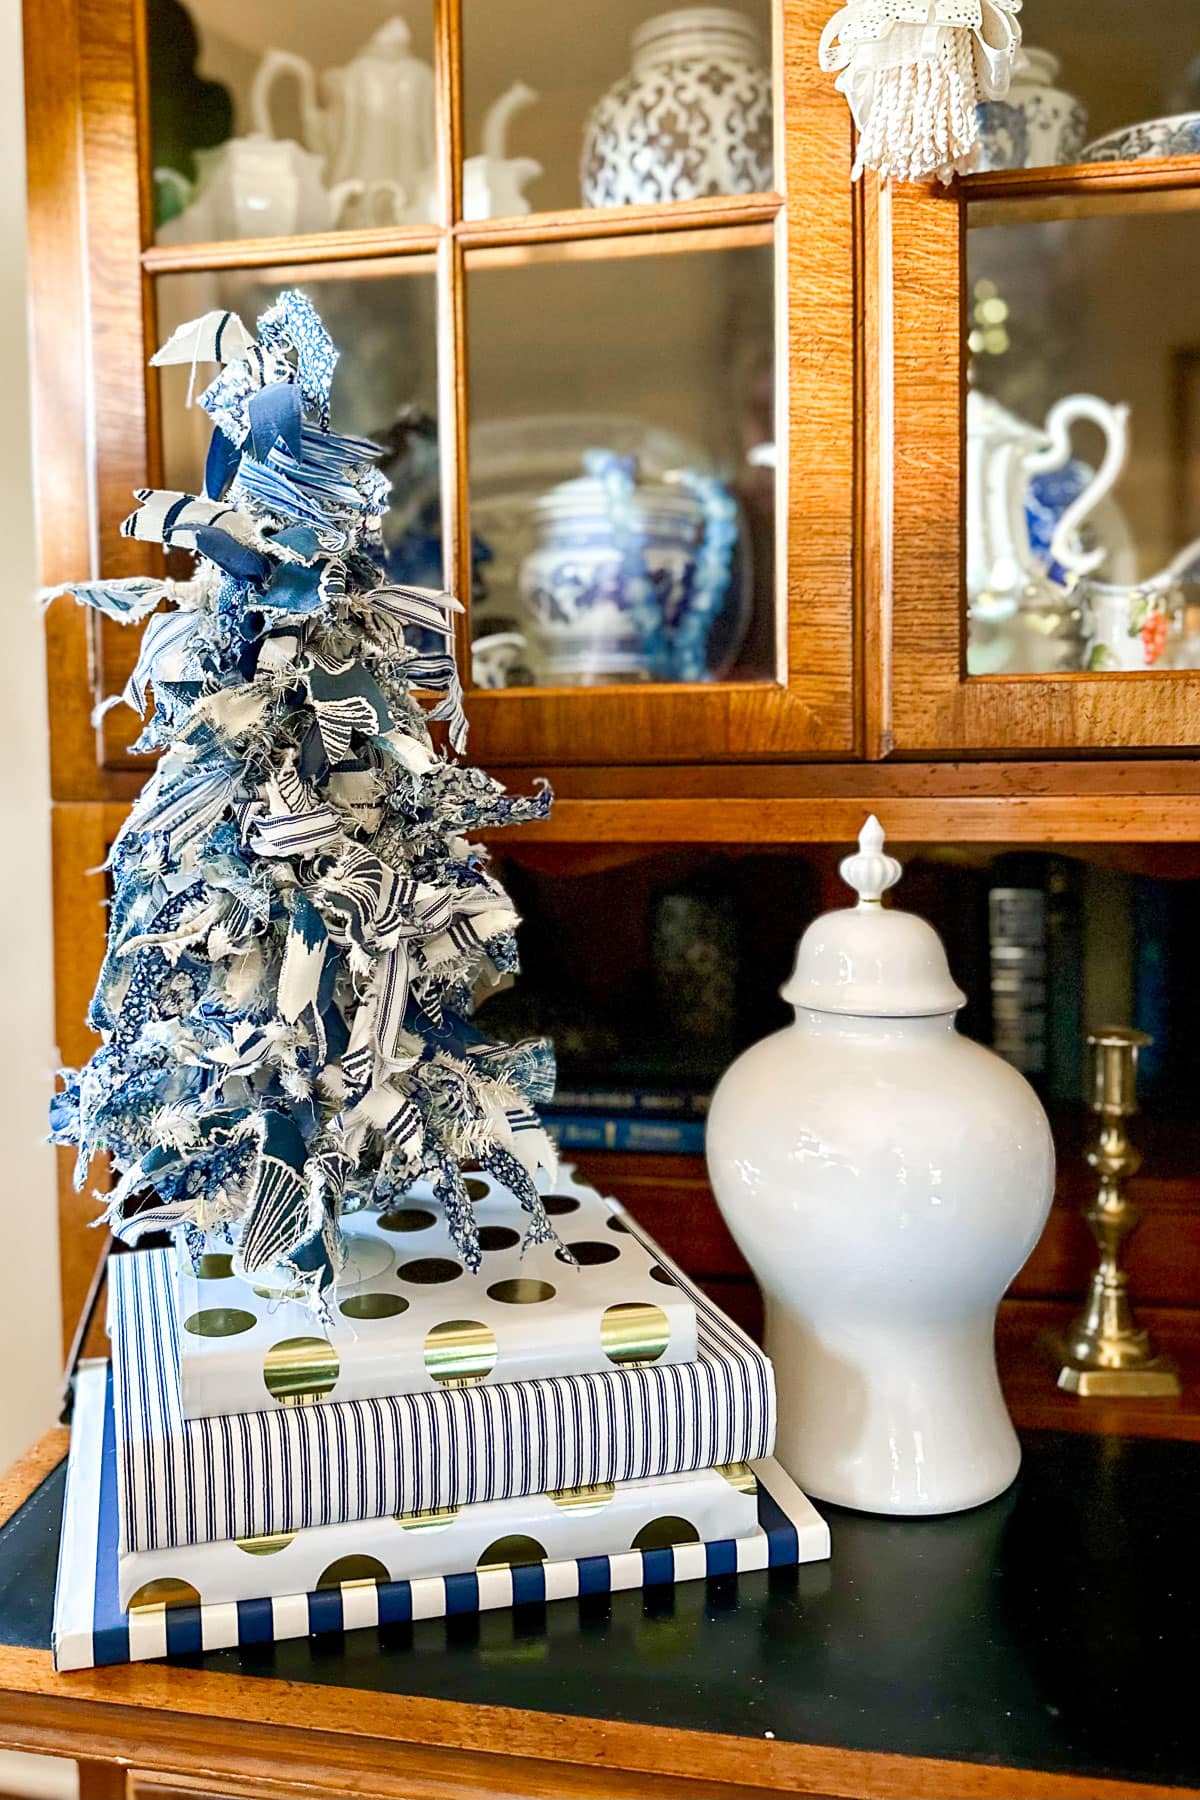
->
left=581, top=8, right=773, bottom=207
left=977, top=47, right=1087, bottom=171
left=518, top=450, right=742, bottom=685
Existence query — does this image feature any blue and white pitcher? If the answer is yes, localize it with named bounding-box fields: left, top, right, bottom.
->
left=518, top=450, right=742, bottom=685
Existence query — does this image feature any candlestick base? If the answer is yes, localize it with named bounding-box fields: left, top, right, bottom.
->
left=1054, top=1342, right=1181, bottom=1398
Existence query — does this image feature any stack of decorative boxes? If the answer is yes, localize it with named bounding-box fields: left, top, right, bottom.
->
left=54, top=1167, right=828, bottom=1669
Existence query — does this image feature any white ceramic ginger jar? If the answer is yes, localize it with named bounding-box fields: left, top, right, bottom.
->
left=706, top=817, right=1055, bottom=1516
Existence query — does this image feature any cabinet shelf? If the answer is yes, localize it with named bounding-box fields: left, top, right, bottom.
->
left=85, top=764, right=1200, bottom=845
left=140, top=193, right=783, bottom=278
left=962, top=152, right=1200, bottom=227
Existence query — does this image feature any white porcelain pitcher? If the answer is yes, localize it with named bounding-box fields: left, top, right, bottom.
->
left=251, top=18, right=435, bottom=199
left=409, top=82, right=543, bottom=223
left=966, top=389, right=1129, bottom=616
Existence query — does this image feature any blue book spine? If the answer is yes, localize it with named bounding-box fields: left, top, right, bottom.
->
left=1046, top=857, right=1083, bottom=1106
left=544, top=1114, right=707, bottom=1155
left=550, top=1089, right=711, bottom=1119
left=1132, top=877, right=1171, bottom=1102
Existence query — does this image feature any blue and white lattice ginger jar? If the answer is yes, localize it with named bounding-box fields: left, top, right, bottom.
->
left=581, top=7, right=772, bottom=207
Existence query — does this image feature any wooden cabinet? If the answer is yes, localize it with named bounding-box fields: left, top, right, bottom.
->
left=26, top=0, right=1200, bottom=804
left=27, top=0, right=1200, bottom=1340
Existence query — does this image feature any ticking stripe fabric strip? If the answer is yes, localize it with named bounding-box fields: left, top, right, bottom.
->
left=110, top=1209, right=775, bottom=1554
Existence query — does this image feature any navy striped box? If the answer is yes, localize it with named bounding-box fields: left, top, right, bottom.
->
left=54, top=1363, right=829, bottom=1670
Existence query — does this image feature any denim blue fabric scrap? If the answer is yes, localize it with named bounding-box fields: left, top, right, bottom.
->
left=45, top=294, right=557, bottom=1309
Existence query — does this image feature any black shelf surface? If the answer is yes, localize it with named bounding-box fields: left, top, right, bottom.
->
left=5, top=1430, right=1198, bottom=1790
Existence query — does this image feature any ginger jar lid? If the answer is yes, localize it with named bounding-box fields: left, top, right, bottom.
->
left=781, top=816, right=966, bottom=1018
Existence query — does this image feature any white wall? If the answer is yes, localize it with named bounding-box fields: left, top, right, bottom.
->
left=0, top=0, right=64, bottom=1470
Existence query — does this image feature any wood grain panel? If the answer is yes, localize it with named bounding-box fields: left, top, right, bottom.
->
left=142, top=224, right=443, bottom=276
left=85, top=757, right=1200, bottom=809
left=138, top=197, right=781, bottom=277
left=883, top=178, right=965, bottom=750
left=81, top=0, right=160, bottom=775
left=78, top=0, right=150, bottom=574
left=501, top=793, right=1200, bottom=842
left=78, top=1763, right=122, bottom=1800
left=0, top=1646, right=1191, bottom=1800
left=122, top=1756, right=782, bottom=1800
left=464, top=220, right=775, bottom=269
left=23, top=0, right=109, bottom=802
left=963, top=151, right=1200, bottom=206
left=81, top=766, right=1200, bottom=843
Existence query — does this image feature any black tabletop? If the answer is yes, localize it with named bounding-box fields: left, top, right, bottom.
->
left=4, top=1430, right=1197, bottom=1790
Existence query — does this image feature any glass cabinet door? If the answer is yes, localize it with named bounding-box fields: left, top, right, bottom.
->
left=55, top=0, right=860, bottom=788
left=885, top=2, right=1200, bottom=753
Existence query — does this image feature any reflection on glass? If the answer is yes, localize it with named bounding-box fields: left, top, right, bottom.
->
left=466, top=241, right=776, bottom=688
left=975, top=1, right=1200, bottom=173
left=156, top=264, right=442, bottom=594
left=966, top=209, right=1200, bottom=674
left=147, top=0, right=439, bottom=244
left=462, top=0, right=774, bottom=216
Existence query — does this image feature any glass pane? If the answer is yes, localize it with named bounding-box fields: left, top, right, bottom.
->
left=156, top=263, right=442, bottom=590
left=965, top=207, right=1200, bottom=675
left=465, top=238, right=777, bottom=688
left=976, top=1, right=1200, bottom=173
left=462, top=0, right=775, bottom=217
left=147, top=0, right=439, bottom=245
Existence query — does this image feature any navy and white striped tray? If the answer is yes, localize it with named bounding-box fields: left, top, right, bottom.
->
left=54, top=1363, right=828, bottom=1671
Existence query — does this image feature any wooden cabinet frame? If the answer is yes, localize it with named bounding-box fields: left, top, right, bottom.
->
left=885, top=156, right=1200, bottom=755
left=27, top=0, right=863, bottom=796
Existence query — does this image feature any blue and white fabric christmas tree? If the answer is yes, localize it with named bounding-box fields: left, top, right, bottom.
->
left=49, top=291, right=557, bottom=1307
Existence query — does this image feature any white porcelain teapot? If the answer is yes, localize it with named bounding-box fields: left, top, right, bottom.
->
left=155, top=136, right=363, bottom=243
left=966, top=389, right=1129, bottom=618
left=251, top=18, right=436, bottom=202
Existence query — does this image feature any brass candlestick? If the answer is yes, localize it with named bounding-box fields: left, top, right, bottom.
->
left=1057, top=1026, right=1180, bottom=1397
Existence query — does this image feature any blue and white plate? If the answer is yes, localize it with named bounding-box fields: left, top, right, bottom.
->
left=1081, top=114, right=1200, bottom=163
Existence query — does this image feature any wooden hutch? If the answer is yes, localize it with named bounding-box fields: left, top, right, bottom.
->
left=27, top=0, right=1200, bottom=1427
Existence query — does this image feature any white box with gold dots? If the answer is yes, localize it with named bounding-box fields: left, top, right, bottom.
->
left=171, top=1165, right=698, bottom=1421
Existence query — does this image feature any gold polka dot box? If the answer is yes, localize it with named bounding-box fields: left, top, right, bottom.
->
left=174, top=1167, right=698, bottom=1420
left=109, top=1171, right=776, bottom=1556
